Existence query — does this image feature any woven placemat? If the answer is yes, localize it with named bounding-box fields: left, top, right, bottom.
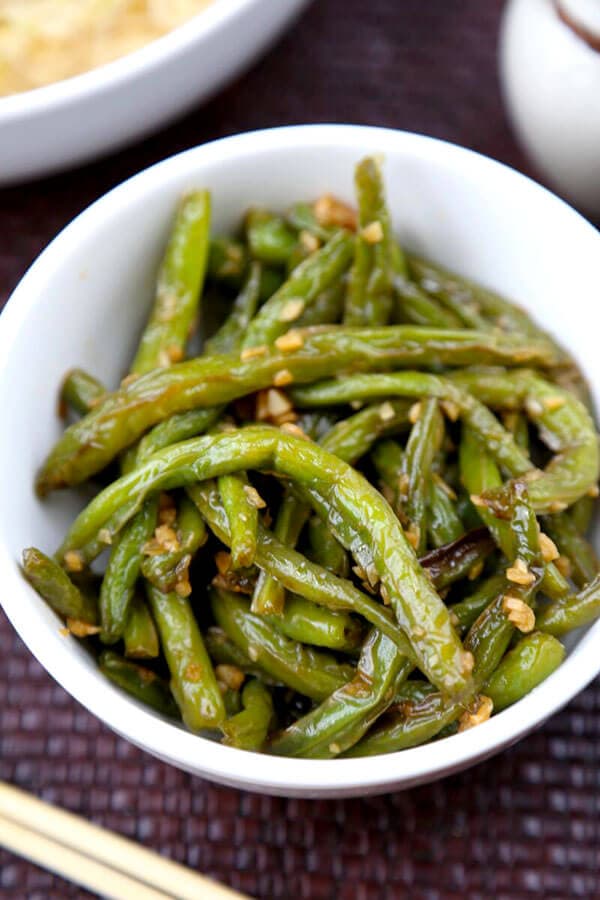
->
left=1, top=1, right=599, bottom=896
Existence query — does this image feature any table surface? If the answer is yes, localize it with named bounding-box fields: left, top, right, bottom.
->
left=2, top=1, right=599, bottom=897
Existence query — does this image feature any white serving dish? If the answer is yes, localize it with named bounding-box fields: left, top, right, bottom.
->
left=0, top=0, right=311, bottom=184
left=1, top=124, right=599, bottom=797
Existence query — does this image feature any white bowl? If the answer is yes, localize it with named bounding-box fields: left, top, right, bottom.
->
left=1, top=125, right=599, bottom=798
left=0, top=0, right=311, bottom=184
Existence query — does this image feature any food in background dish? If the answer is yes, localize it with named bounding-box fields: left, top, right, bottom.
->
left=0, top=0, right=213, bottom=96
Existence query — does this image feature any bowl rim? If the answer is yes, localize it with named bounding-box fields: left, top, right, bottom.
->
left=0, top=0, right=265, bottom=121
left=2, top=123, right=599, bottom=795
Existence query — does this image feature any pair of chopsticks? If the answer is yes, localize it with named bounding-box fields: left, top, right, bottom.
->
left=0, top=781, right=247, bottom=899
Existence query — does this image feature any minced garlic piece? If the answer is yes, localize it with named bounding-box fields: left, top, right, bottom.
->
left=588, top=484, right=599, bottom=498
left=378, top=401, right=395, bottom=422
left=273, top=369, right=294, bottom=387
left=299, top=230, right=320, bottom=253
left=441, top=399, right=460, bottom=422
left=502, top=595, right=535, bottom=632
left=98, top=528, right=112, bottom=545
left=458, top=695, right=493, bottom=732
left=361, top=220, right=384, bottom=244
left=215, top=664, right=245, bottom=691
left=66, top=618, right=100, bottom=638
left=64, top=550, right=84, bottom=573
left=215, top=551, right=232, bottom=575
left=314, top=194, right=357, bottom=230
left=555, top=555, right=572, bottom=578
left=240, top=345, right=267, bottom=361
left=506, top=558, right=535, bottom=586
left=278, top=298, right=305, bottom=322
left=167, top=344, right=184, bottom=363
left=405, top=524, right=420, bottom=550
left=275, top=330, right=304, bottom=353
left=543, top=394, right=565, bottom=411
left=549, top=500, right=568, bottom=513
left=539, top=532, right=559, bottom=563
left=408, top=401, right=422, bottom=424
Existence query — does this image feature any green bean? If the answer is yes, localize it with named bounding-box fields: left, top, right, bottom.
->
left=60, top=369, right=105, bottom=417
left=218, top=473, right=259, bottom=570
left=146, top=584, right=225, bottom=731
left=393, top=276, right=460, bottom=328
left=99, top=496, right=158, bottom=643
left=307, top=515, right=350, bottom=577
left=484, top=632, right=565, bottom=711
left=204, top=262, right=263, bottom=356
left=401, top=398, right=444, bottom=553
left=294, top=282, right=345, bottom=328
left=323, top=400, right=411, bottom=461
left=190, top=482, right=414, bottom=657
left=292, top=371, right=534, bottom=486
left=207, top=236, right=247, bottom=284
left=345, top=157, right=397, bottom=325
left=246, top=209, right=298, bottom=265
left=140, top=494, right=207, bottom=593
left=571, top=495, right=595, bottom=534
left=458, top=426, right=569, bottom=600
left=266, top=595, right=362, bottom=652
left=210, top=589, right=354, bottom=702
left=36, top=328, right=560, bottom=494
left=408, top=255, right=568, bottom=359
left=204, top=626, right=279, bottom=684
left=221, top=679, right=274, bottom=751
left=427, top=477, right=463, bottom=548
left=419, top=528, right=496, bottom=590
left=131, top=191, right=211, bottom=374
left=542, top=512, right=599, bottom=588
left=136, top=408, right=222, bottom=464
left=242, top=232, right=353, bottom=349
left=536, top=573, right=600, bottom=635
left=122, top=594, right=159, bottom=658
left=392, top=679, right=437, bottom=705
left=22, top=547, right=97, bottom=624
left=57, top=427, right=472, bottom=695
left=251, top=491, right=308, bottom=615
left=449, top=573, right=507, bottom=633
left=372, top=439, right=404, bottom=514
left=269, top=630, right=411, bottom=758
left=99, top=651, right=179, bottom=718
left=285, top=203, right=334, bottom=242
left=343, top=573, right=522, bottom=757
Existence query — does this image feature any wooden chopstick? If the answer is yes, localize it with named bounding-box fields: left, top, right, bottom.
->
left=0, top=782, right=246, bottom=900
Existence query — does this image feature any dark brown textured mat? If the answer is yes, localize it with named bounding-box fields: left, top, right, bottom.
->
left=1, top=1, right=599, bottom=897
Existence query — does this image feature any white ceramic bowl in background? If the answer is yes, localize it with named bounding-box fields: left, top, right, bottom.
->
left=0, top=0, right=311, bottom=184
left=1, top=125, right=599, bottom=798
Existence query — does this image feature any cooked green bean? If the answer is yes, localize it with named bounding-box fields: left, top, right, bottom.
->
left=60, top=368, right=105, bottom=417
left=36, top=327, right=560, bottom=495
left=221, top=679, right=274, bottom=751
left=211, top=589, right=354, bottom=702
left=99, top=497, right=158, bottom=643
left=146, top=584, right=225, bottom=731
left=266, top=595, right=362, bottom=652
left=251, top=491, right=309, bottom=615
left=542, top=512, right=599, bottom=588
left=99, top=651, right=179, bottom=718
left=536, top=573, right=600, bottom=635
left=427, top=477, right=463, bottom=548
left=400, top=398, right=444, bottom=553
left=58, top=428, right=471, bottom=696
left=449, top=573, right=506, bottom=633
left=218, top=473, right=259, bottom=570
left=122, top=594, right=159, bottom=659
left=484, top=632, right=565, bottom=711
left=246, top=209, right=298, bottom=266
left=345, top=156, right=397, bottom=325
left=306, top=515, right=350, bottom=577
left=140, top=494, right=207, bottom=593
left=204, top=262, right=263, bottom=356
left=270, top=630, right=411, bottom=758
left=131, top=190, right=211, bottom=374
left=189, top=482, right=415, bottom=658
left=22, top=547, right=97, bottom=624
left=243, top=231, right=353, bottom=349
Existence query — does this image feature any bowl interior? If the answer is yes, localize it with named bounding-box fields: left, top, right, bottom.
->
left=1, top=125, right=599, bottom=796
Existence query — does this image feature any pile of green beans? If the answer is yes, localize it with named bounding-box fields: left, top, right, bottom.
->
left=23, top=158, right=600, bottom=758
